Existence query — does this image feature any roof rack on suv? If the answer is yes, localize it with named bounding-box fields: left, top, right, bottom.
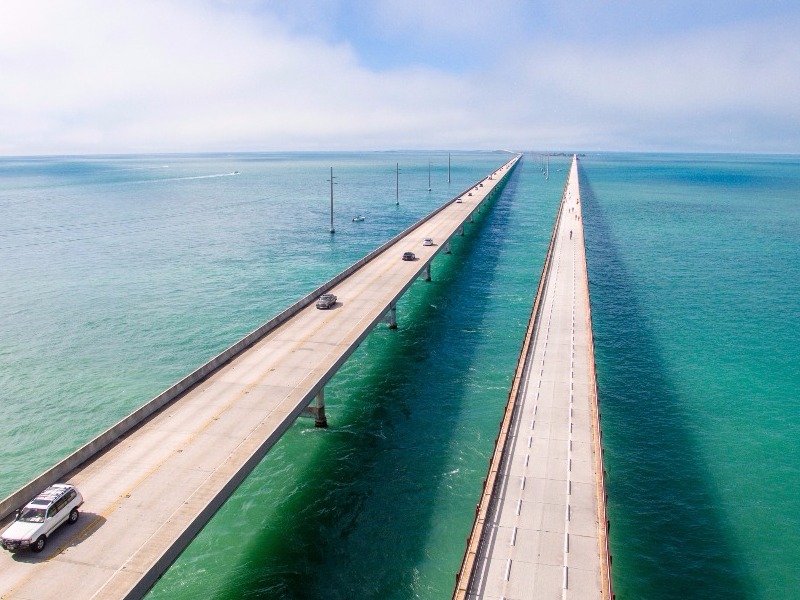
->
left=1, top=483, right=84, bottom=553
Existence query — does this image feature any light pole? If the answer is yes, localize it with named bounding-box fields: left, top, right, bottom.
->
left=396, top=162, right=400, bottom=205
left=328, top=167, right=337, bottom=233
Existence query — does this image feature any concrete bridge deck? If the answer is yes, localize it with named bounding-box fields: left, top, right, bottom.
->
left=0, top=155, right=519, bottom=600
left=453, top=156, right=611, bottom=600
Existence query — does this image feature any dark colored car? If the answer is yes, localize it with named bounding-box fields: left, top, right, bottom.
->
left=315, top=293, right=337, bottom=309
left=402, top=251, right=416, bottom=261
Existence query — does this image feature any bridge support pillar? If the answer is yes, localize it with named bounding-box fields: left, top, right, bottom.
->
left=460, top=225, right=465, bottom=236
left=300, top=388, right=328, bottom=427
left=425, top=263, right=431, bottom=282
left=470, top=212, right=474, bottom=223
left=386, top=304, right=397, bottom=329
left=445, top=241, right=451, bottom=254
left=313, top=389, right=327, bottom=428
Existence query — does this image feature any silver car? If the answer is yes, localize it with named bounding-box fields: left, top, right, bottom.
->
left=1, top=484, right=84, bottom=552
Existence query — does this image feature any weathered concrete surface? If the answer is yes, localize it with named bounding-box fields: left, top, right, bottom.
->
left=0, top=156, right=519, bottom=600
left=454, top=156, right=611, bottom=600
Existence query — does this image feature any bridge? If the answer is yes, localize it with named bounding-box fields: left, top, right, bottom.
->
left=453, top=156, right=612, bottom=599
left=0, top=155, right=519, bottom=600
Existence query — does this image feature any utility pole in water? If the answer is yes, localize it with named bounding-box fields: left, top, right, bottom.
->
left=396, top=162, right=400, bottom=205
left=448, top=153, right=451, bottom=183
left=328, top=167, right=336, bottom=233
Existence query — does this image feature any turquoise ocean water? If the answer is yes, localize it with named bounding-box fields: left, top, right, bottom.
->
left=0, top=152, right=797, bottom=598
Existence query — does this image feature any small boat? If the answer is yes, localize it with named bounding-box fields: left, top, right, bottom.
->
left=352, top=215, right=365, bottom=222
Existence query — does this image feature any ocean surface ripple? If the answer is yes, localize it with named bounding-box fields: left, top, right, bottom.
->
left=1, top=152, right=797, bottom=599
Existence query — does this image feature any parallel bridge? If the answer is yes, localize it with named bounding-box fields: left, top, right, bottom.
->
left=453, top=156, right=612, bottom=600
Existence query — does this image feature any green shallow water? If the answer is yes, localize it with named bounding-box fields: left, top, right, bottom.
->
left=1, top=152, right=798, bottom=598
left=580, top=154, right=800, bottom=599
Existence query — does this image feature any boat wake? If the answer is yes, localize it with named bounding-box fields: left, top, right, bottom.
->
left=115, top=165, right=170, bottom=171
left=127, top=172, right=240, bottom=184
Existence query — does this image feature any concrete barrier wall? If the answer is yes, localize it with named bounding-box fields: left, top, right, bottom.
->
left=0, top=154, right=520, bottom=522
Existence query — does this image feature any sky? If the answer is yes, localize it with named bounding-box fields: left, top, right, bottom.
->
left=1, top=0, right=799, bottom=155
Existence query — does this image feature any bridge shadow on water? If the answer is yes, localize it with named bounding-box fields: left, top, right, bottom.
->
left=193, top=165, right=529, bottom=600
left=578, top=162, right=755, bottom=599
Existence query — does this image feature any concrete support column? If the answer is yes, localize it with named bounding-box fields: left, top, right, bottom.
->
left=460, top=225, right=465, bottom=236
left=470, top=213, right=474, bottom=223
left=425, top=263, right=431, bottom=282
left=446, top=241, right=451, bottom=254
left=314, top=388, right=327, bottom=428
left=388, top=304, right=397, bottom=329
left=301, top=388, right=328, bottom=427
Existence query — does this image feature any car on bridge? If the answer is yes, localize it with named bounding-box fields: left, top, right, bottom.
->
left=402, top=251, right=416, bottom=261
left=315, top=293, right=337, bottom=309
left=1, top=483, right=83, bottom=552
left=423, top=237, right=434, bottom=246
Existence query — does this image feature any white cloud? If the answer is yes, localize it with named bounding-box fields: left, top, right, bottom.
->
left=0, top=0, right=477, bottom=153
left=0, top=0, right=798, bottom=154
left=483, top=14, right=800, bottom=151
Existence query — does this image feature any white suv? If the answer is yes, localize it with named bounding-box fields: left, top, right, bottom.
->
left=1, top=483, right=84, bottom=552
